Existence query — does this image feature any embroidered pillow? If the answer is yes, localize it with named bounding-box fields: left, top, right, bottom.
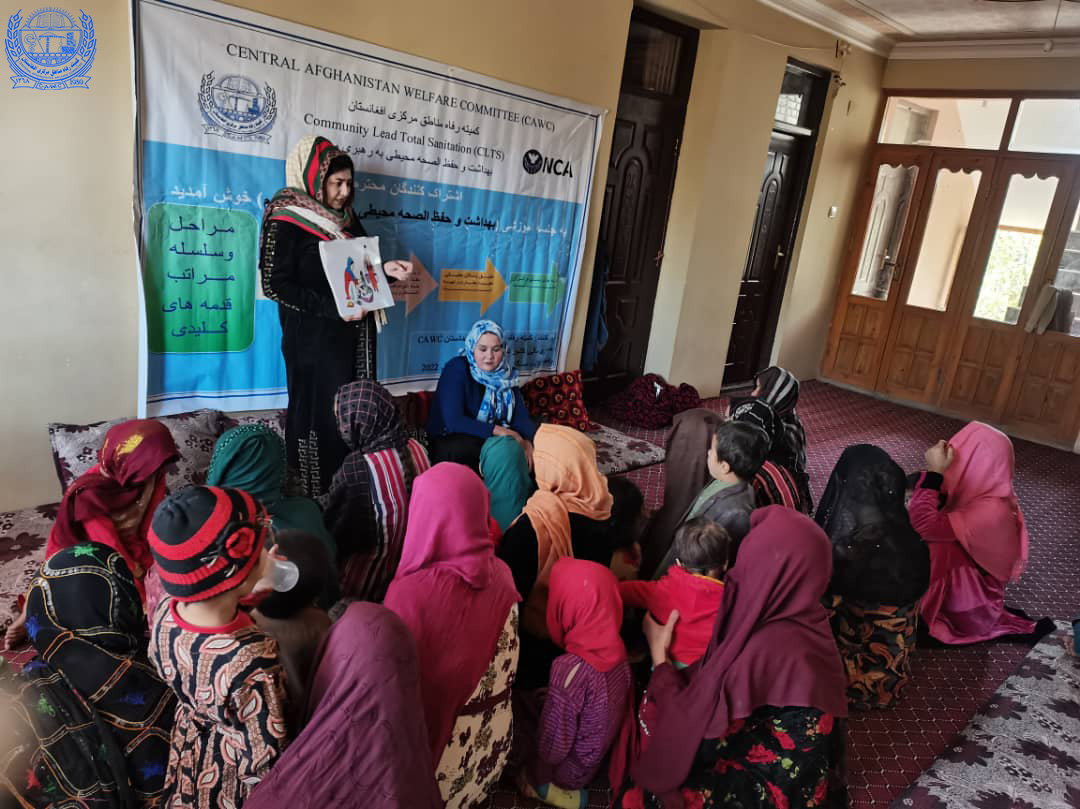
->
left=222, top=410, right=287, bottom=438
left=521, top=371, right=591, bottom=431
left=48, top=409, right=230, bottom=496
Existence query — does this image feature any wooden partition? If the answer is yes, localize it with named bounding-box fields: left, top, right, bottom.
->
left=822, top=92, right=1080, bottom=449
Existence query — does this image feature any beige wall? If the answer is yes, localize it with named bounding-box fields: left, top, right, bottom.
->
left=0, top=0, right=632, bottom=511
left=772, top=45, right=885, bottom=381
left=1, top=1, right=140, bottom=511
left=645, top=0, right=887, bottom=390
left=885, top=57, right=1080, bottom=92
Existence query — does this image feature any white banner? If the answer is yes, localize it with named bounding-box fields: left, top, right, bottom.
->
left=135, top=0, right=604, bottom=414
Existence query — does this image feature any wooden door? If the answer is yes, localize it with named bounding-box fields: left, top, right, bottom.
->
left=1002, top=174, right=1080, bottom=444
left=586, top=9, right=697, bottom=399
left=939, top=157, right=1078, bottom=422
left=722, top=132, right=808, bottom=386
left=877, top=152, right=996, bottom=404
left=821, top=147, right=932, bottom=388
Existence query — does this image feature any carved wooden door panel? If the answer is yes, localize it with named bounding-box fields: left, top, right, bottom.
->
left=723, top=132, right=806, bottom=386
left=1003, top=174, right=1080, bottom=444
left=939, top=157, right=1077, bottom=421
left=878, top=153, right=996, bottom=404
left=1005, top=335, right=1080, bottom=442
left=821, top=147, right=931, bottom=388
left=586, top=9, right=697, bottom=400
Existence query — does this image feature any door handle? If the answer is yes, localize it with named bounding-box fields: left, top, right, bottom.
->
left=774, top=246, right=786, bottom=271
left=653, top=250, right=664, bottom=266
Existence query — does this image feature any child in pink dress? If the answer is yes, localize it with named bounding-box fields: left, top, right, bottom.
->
left=908, top=422, right=1047, bottom=644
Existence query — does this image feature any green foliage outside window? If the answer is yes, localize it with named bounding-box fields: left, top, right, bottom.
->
left=974, top=229, right=1043, bottom=323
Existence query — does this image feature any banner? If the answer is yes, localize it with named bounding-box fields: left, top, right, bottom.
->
left=135, top=0, right=603, bottom=415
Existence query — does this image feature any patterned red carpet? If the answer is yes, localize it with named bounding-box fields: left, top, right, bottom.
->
left=493, top=379, right=1079, bottom=809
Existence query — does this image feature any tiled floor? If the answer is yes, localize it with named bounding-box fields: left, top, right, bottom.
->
left=494, top=380, right=1080, bottom=808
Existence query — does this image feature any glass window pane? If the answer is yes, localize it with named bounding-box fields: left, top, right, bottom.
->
left=879, top=97, right=1011, bottom=149
left=906, top=168, right=982, bottom=311
left=1043, top=202, right=1080, bottom=336
left=1010, top=98, right=1080, bottom=155
left=775, top=69, right=814, bottom=128
left=623, top=21, right=683, bottom=96
left=973, top=173, right=1059, bottom=324
left=852, top=164, right=919, bottom=300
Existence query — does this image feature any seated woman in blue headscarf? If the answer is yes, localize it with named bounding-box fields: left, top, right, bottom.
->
left=426, top=319, right=537, bottom=472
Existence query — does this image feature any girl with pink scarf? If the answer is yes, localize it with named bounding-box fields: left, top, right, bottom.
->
left=908, top=422, right=1046, bottom=644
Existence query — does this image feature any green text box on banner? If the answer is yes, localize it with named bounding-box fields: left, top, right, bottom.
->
left=144, top=203, right=257, bottom=353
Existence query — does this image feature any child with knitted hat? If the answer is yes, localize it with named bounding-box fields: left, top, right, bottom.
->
left=148, top=485, right=289, bottom=809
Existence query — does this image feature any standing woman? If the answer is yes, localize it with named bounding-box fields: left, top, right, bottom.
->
left=260, top=135, right=414, bottom=498
left=426, top=319, right=537, bottom=472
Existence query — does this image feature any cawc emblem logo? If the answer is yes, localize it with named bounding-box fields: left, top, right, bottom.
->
left=6, top=8, right=95, bottom=90
left=198, top=71, right=277, bottom=143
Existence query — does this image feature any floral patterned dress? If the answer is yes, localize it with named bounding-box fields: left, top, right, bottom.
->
left=618, top=705, right=843, bottom=809
left=436, top=606, right=520, bottom=808
left=828, top=595, right=920, bottom=710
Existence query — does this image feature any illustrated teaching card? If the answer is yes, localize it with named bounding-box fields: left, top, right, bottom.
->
left=318, top=237, right=396, bottom=319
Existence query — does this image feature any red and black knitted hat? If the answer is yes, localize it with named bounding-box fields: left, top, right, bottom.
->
left=149, top=485, right=268, bottom=603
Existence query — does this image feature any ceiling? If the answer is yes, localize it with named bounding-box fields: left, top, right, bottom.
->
left=760, top=0, right=1080, bottom=56
left=817, top=0, right=1080, bottom=41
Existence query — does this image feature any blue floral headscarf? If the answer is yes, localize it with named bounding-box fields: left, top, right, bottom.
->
left=463, top=319, right=518, bottom=424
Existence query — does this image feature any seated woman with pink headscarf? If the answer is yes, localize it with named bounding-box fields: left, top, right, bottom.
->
left=383, top=463, right=521, bottom=809
left=908, top=422, right=1051, bottom=645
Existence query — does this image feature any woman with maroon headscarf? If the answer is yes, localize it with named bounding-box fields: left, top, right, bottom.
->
left=3, top=419, right=177, bottom=649
left=244, top=601, right=441, bottom=809
left=617, top=507, right=849, bottom=809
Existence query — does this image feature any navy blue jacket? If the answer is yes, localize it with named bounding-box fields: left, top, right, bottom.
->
left=426, top=356, right=538, bottom=440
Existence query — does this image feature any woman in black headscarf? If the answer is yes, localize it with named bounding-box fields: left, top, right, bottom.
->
left=815, top=444, right=930, bottom=709
left=729, top=398, right=812, bottom=514
left=754, top=366, right=808, bottom=476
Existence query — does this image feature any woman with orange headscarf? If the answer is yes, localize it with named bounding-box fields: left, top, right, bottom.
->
left=908, top=422, right=1050, bottom=644
left=496, top=424, right=615, bottom=687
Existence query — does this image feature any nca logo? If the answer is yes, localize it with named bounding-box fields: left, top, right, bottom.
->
left=522, top=149, right=573, bottom=178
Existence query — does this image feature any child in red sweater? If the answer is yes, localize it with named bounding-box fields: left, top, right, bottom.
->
left=618, top=517, right=730, bottom=668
